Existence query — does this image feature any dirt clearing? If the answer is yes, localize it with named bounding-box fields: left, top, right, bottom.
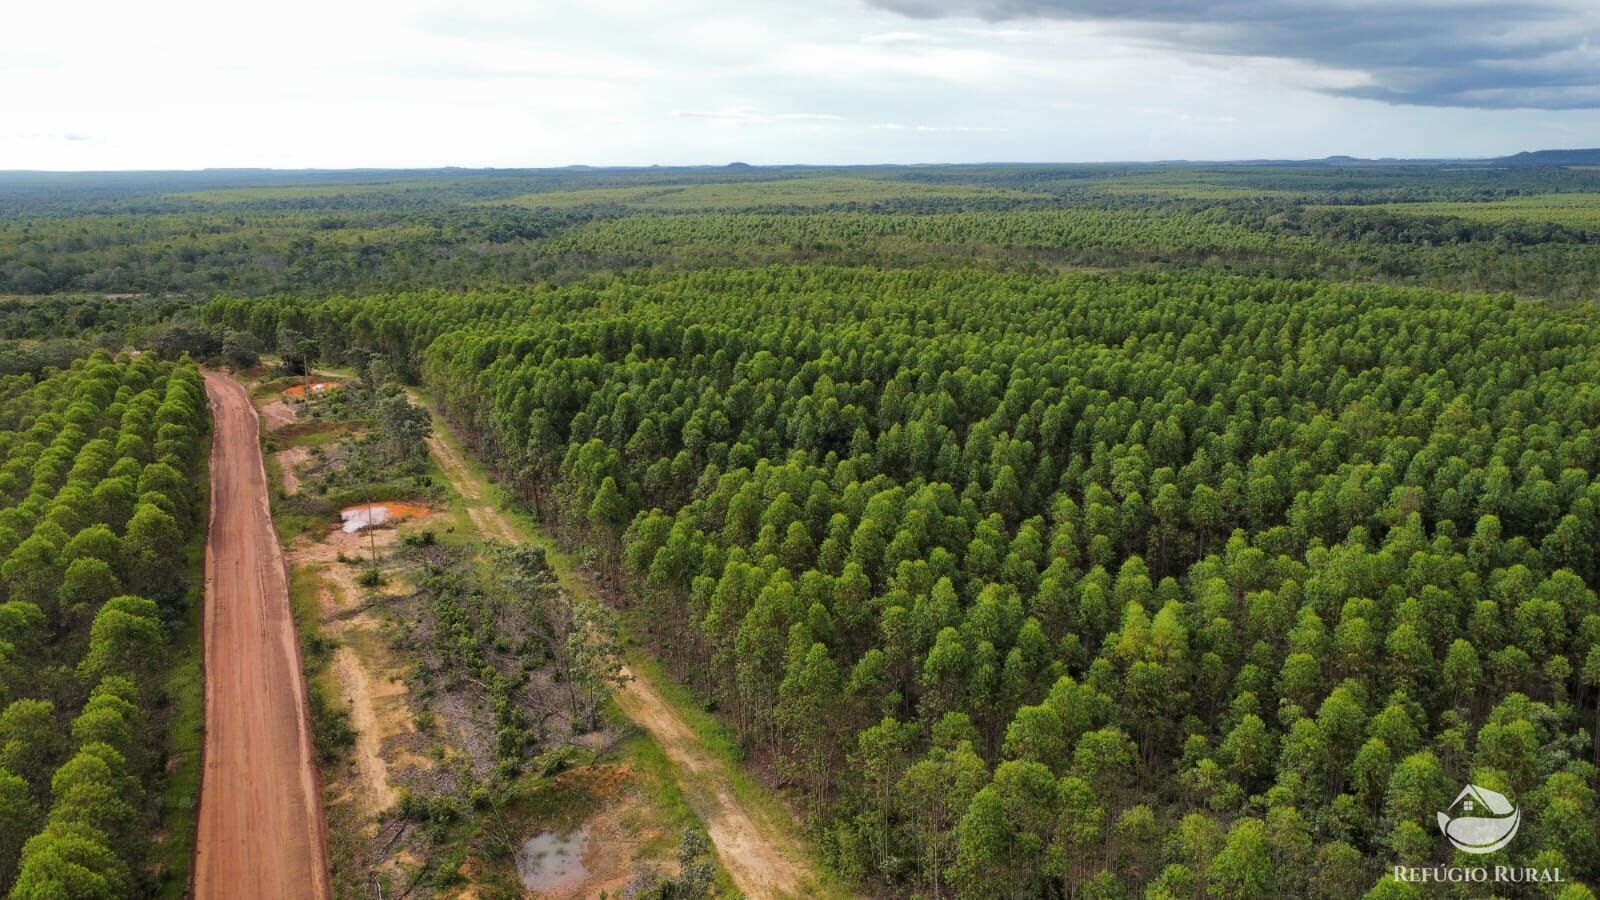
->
left=293, top=525, right=429, bottom=820
left=287, top=510, right=436, bottom=893
left=261, top=399, right=298, bottom=431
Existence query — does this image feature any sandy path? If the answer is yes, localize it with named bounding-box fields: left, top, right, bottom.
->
left=195, top=372, right=333, bottom=900
left=425, top=430, right=516, bottom=543
left=306, top=550, right=412, bottom=816
left=329, top=643, right=399, bottom=812
left=276, top=446, right=308, bottom=496
left=420, top=406, right=818, bottom=899
left=610, top=670, right=811, bottom=897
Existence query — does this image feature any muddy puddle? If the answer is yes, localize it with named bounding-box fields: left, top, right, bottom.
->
left=283, top=381, right=343, bottom=398
left=338, top=501, right=428, bottom=533
left=516, top=826, right=590, bottom=894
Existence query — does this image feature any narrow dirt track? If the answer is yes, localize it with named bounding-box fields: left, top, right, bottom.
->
left=422, top=414, right=822, bottom=899
left=195, top=372, right=332, bottom=900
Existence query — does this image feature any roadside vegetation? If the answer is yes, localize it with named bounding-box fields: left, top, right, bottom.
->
left=0, top=352, right=209, bottom=897
left=246, top=360, right=724, bottom=897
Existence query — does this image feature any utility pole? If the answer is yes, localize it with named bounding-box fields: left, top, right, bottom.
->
left=366, top=494, right=378, bottom=568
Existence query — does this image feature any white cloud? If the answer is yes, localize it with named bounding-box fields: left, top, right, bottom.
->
left=675, top=107, right=758, bottom=119
left=0, top=0, right=1598, bottom=168
left=861, top=31, right=943, bottom=44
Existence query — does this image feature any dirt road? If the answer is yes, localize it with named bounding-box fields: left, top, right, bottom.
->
left=609, top=666, right=813, bottom=897
left=420, top=410, right=827, bottom=898
left=195, top=372, right=332, bottom=900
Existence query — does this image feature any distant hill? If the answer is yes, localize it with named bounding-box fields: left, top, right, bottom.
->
left=1495, top=149, right=1600, bottom=167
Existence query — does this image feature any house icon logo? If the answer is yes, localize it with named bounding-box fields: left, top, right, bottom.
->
left=1437, top=784, right=1520, bottom=854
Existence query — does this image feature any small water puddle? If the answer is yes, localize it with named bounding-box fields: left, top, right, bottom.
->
left=283, top=381, right=343, bottom=398
left=338, top=501, right=428, bottom=533
left=517, top=825, right=590, bottom=893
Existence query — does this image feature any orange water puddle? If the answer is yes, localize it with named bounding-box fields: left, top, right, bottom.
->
left=284, top=381, right=343, bottom=398
left=338, top=501, right=429, bottom=532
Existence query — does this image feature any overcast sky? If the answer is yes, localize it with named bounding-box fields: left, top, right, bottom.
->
left=6, top=0, right=1600, bottom=169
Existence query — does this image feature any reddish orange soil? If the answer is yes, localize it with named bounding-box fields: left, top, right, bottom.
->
left=283, top=381, right=342, bottom=398
left=195, top=372, right=332, bottom=900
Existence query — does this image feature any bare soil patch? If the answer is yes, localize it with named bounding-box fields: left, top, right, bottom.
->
left=261, top=399, right=297, bottom=431
left=276, top=446, right=309, bottom=496
left=288, top=513, right=435, bottom=890
left=460, top=765, right=669, bottom=900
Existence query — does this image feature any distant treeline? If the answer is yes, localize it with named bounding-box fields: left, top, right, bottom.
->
left=7, top=165, right=1600, bottom=301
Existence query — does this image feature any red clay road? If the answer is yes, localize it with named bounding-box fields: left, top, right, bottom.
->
left=195, top=372, right=332, bottom=900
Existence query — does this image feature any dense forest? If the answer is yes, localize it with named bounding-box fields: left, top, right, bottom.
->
left=204, top=261, right=1600, bottom=898
left=10, top=163, right=1600, bottom=302
left=7, top=163, right=1600, bottom=897
left=0, top=352, right=209, bottom=897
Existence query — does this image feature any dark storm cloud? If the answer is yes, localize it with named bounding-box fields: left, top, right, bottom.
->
left=865, top=0, right=1600, bottom=109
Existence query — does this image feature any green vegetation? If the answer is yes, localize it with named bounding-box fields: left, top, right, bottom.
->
left=368, top=533, right=636, bottom=894
left=12, top=163, right=1600, bottom=897
left=1362, top=193, right=1600, bottom=228
left=286, top=563, right=354, bottom=766
left=493, top=175, right=1047, bottom=210
left=267, top=369, right=732, bottom=896
left=153, top=457, right=208, bottom=900
left=266, top=359, right=440, bottom=542
left=416, top=539, right=629, bottom=778
left=0, top=296, right=203, bottom=377
left=0, top=352, right=209, bottom=897
left=205, top=258, right=1600, bottom=898
left=10, top=162, right=1600, bottom=302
